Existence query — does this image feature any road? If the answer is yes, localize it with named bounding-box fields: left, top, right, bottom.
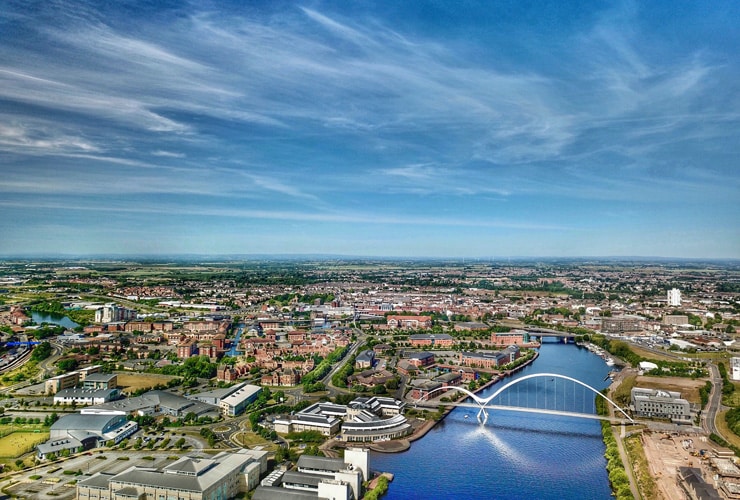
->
left=704, top=363, right=723, bottom=437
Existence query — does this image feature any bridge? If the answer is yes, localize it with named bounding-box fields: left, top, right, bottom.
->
left=526, top=328, right=576, bottom=342
left=415, top=373, right=634, bottom=425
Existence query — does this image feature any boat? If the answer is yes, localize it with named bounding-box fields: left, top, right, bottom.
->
left=605, top=358, right=615, bottom=366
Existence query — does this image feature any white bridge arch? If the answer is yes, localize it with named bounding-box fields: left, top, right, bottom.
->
left=416, top=372, right=634, bottom=424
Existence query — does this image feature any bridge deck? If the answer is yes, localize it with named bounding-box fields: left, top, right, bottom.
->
left=415, top=402, right=633, bottom=424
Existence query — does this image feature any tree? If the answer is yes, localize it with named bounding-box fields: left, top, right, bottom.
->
left=57, top=358, right=78, bottom=372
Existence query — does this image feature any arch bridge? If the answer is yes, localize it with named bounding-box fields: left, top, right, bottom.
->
left=415, top=373, right=634, bottom=425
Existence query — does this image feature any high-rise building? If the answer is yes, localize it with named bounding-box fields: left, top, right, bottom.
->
left=667, top=288, right=682, bottom=307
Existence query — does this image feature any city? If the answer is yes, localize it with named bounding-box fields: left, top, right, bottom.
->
left=1, top=1, right=738, bottom=499
left=0, top=258, right=738, bottom=499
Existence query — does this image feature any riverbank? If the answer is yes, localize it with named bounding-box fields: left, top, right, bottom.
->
left=369, top=349, right=540, bottom=453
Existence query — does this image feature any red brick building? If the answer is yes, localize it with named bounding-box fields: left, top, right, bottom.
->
left=387, top=315, right=433, bottom=329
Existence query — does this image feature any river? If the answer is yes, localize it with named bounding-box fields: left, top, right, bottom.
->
left=370, top=340, right=615, bottom=499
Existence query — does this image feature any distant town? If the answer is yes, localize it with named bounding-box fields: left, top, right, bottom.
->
left=0, top=258, right=738, bottom=499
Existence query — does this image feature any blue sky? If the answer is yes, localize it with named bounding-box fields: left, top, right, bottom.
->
left=0, top=0, right=738, bottom=258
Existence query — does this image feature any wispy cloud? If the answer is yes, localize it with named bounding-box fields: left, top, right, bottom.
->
left=0, top=0, right=736, bottom=257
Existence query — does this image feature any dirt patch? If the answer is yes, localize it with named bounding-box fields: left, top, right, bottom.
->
left=116, top=373, right=176, bottom=393
left=640, top=430, right=714, bottom=500
left=634, top=375, right=708, bottom=404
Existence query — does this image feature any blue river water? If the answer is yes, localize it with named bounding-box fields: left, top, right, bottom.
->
left=371, top=341, right=614, bottom=499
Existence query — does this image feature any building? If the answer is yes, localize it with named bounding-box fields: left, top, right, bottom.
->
left=668, top=288, right=682, bottom=307
left=82, top=373, right=117, bottom=390
left=340, top=414, right=411, bottom=443
left=85, top=390, right=220, bottom=419
left=355, top=349, right=375, bottom=369
left=490, top=330, right=530, bottom=346
left=341, top=397, right=409, bottom=443
left=631, top=387, right=692, bottom=423
left=676, top=467, right=722, bottom=500
left=219, top=384, right=262, bottom=416
left=94, top=303, right=137, bottom=324
left=386, top=315, right=433, bottom=329
left=273, top=402, right=344, bottom=436
left=77, top=449, right=268, bottom=500
left=663, top=315, right=690, bottom=326
left=407, top=379, right=442, bottom=401
left=44, top=365, right=103, bottom=395
left=732, top=358, right=740, bottom=381
left=177, top=339, right=197, bottom=359
left=45, top=372, right=79, bottom=395
left=405, top=351, right=435, bottom=368
left=37, top=412, right=138, bottom=459
left=601, top=315, right=643, bottom=334
left=459, top=346, right=520, bottom=369
left=408, top=333, right=454, bottom=347
left=53, top=387, right=121, bottom=406
left=253, top=448, right=368, bottom=500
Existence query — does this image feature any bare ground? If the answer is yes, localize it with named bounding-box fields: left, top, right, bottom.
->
left=634, top=375, right=708, bottom=404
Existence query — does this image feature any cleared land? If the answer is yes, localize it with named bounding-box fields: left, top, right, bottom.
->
left=115, top=373, right=176, bottom=393
left=634, top=375, right=707, bottom=403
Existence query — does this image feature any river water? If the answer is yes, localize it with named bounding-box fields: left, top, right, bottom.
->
left=371, top=341, right=614, bottom=499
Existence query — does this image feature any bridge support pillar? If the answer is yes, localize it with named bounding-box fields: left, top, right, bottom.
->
left=476, top=407, right=488, bottom=424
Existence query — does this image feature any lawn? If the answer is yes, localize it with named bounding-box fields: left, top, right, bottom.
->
left=0, top=430, right=49, bottom=457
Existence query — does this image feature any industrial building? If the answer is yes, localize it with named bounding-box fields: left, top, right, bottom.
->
left=36, top=412, right=138, bottom=459
left=77, top=449, right=268, bottom=500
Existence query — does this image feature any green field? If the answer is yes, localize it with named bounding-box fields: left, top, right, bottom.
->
left=0, top=430, right=49, bottom=457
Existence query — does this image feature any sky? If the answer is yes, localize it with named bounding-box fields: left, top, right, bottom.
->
left=0, top=0, right=738, bottom=259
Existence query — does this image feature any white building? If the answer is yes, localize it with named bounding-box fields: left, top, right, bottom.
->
left=219, top=384, right=262, bottom=416
left=668, top=288, right=682, bottom=307
left=631, top=387, right=691, bottom=423
left=95, top=303, right=137, bottom=323
left=731, top=358, right=740, bottom=381
left=253, top=448, right=368, bottom=500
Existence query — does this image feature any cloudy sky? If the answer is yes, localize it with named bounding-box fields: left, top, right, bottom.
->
left=1, top=0, right=738, bottom=258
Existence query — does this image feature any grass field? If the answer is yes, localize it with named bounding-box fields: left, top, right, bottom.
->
left=628, top=345, right=679, bottom=363
left=0, top=431, right=49, bottom=457
left=716, top=410, right=740, bottom=450
left=116, top=373, right=176, bottom=393
left=624, top=434, right=658, bottom=500
left=0, top=361, right=40, bottom=387
left=723, top=381, right=740, bottom=407
left=235, top=431, right=276, bottom=450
